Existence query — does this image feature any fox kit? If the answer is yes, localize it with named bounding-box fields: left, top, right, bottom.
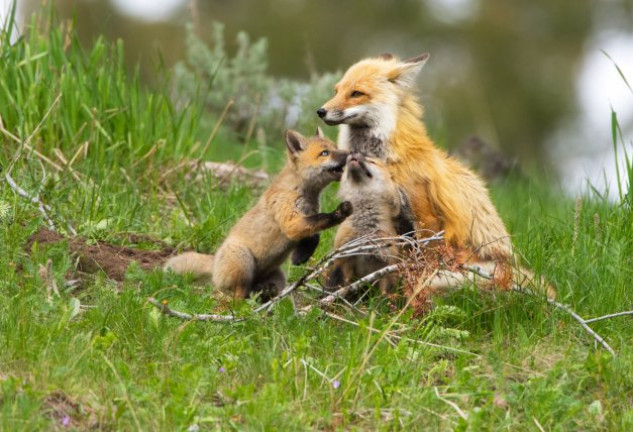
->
left=164, top=129, right=352, bottom=299
left=317, top=53, right=511, bottom=262
left=326, top=153, right=402, bottom=296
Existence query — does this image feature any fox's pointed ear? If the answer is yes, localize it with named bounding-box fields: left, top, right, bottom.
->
left=388, top=53, right=429, bottom=88
left=403, top=53, right=430, bottom=64
left=315, top=126, right=324, bottom=139
left=285, top=129, right=307, bottom=157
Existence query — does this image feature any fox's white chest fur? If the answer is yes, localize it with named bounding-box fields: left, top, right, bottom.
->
left=338, top=104, right=397, bottom=161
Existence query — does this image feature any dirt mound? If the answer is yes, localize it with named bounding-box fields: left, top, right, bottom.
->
left=28, top=228, right=176, bottom=282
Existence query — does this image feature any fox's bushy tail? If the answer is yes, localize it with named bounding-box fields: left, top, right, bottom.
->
left=163, top=252, right=215, bottom=281
left=424, top=260, right=556, bottom=300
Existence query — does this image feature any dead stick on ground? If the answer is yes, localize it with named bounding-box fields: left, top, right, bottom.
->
left=148, top=241, right=364, bottom=321
left=253, top=236, right=411, bottom=314
left=539, top=295, right=616, bottom=356
left=301, top=263, right=403, bottom=313
left=4, top=171, right=77, bottom=236
left=5, top=172, right=56, bottom=231
left=584, top=311, right=633, bottom=324
left=434, top=387, right=469, bottom=420
left=147, top=297, right=241, bottom=322
left=463, top=265, right=617, bottom=356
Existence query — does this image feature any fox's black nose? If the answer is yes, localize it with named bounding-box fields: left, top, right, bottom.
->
left=348, top=153, right=364, bottom=163
left=316, top=108, right=327, bottom=118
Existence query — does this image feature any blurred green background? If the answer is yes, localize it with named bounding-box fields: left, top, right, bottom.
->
left=7, top=0, right=633, bottom=192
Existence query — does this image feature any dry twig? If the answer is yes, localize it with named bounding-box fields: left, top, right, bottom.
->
left=3, top=95, right=77, bottom=235
left=462, top=265, right=619, bottom=356
left=584, top=311, right=633, bottom=324
left=147, top=297, right=240, bottom=322
left=301, top=263, right=403, bottom=313
left=434, top=387, right=469, bottom=420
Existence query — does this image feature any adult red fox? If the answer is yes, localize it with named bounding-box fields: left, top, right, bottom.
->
left=318, top=54, right=554, bottom=298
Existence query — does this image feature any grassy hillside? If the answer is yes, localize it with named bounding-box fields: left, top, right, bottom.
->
left=1, top=14, right=632, bottom=431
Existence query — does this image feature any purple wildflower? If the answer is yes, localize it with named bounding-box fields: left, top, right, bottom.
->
left=332, top=380, right=340, bottom=389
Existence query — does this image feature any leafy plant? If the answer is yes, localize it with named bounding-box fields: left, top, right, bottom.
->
left=172, top=22, right=338, bottom=143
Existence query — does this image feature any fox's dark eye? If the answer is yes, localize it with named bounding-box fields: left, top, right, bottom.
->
left=350, top=90, right=365, bottom=98
left=320, top=150, right=330, bottom=157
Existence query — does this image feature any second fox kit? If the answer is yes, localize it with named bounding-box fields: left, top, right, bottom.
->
left=164, top=129, right=352, bottom=299
left=326, top=153, right=402, bottom=295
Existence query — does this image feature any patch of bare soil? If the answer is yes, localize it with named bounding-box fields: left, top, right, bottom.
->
left=27, top=228, right=176, bottom=282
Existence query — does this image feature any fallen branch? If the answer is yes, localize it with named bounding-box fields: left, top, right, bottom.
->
left=5, top=163, right=77, bottom=235
left=584, top=311, right=633, bottom=324
left=301, top=263, right=403, bottom=313
left=462, top=265, right=618, bottom=356
left=195, top=160, right=270, bottom=188
left=5, top=172, right=57, bottom=232
left=541, top=296, right=616, bottom=356
left=147, top=232, right=623, bottom=357
left=147, top=297, right=240, bottom=322
left=434, top=387, right=468, bottom=420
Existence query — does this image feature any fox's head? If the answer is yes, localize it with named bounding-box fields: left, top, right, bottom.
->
left=340, top=153, right=400, bottom=207
left=285, top=128, right=349, bottom=187
left=317, top=53, right=429, bottom=129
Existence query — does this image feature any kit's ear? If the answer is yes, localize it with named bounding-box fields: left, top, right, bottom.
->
left=315, top=126, right=325, bottom=139
left=387, top=53, right=430, bottom=88
left=285, top=129, right=307, bottom=158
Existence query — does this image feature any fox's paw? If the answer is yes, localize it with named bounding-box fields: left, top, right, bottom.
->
left=335, top=201, right=353, bottom=219
left=292, top=234, right=320, bottom=265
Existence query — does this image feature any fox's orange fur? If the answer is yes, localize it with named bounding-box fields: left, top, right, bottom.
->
left=320, top=53, right=511, bottom=260
left=319, top=54, right=554, bottom=298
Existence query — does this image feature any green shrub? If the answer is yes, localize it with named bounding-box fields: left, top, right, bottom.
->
left=172, top=22, right=338, bottom=143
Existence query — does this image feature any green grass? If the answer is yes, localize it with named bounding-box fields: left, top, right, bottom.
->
left=2, top=12, right=633, bottom=431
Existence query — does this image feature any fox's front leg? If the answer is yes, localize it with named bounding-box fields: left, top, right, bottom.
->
left=291, top=234, right=320, bottom=265
left=281, top=201, right=353, bottom=241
